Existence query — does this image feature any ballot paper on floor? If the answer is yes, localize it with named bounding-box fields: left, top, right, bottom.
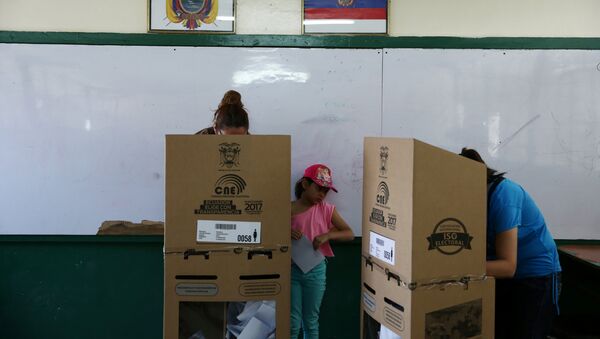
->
left=292, top=235, right=325, bottom=273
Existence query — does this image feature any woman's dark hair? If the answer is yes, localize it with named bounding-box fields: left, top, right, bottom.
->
left=294, top=178, right=313, bottom=199
left=213, top=103, right=249, bottom=131
left=218, top=90, right=243, bottom=108
left=459, top=147, right=505, bottom=183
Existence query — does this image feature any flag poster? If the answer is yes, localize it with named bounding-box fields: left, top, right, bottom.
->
left=303, top=0, right=388, bottom=34
left=149, top=0, right=235, bottom=33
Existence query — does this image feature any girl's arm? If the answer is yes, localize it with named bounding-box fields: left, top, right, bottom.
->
left=486, top=228, right=517, bottom=278
left=313, top=207, right=355, bottom=249
left=290, top=201, right=303, bottom=240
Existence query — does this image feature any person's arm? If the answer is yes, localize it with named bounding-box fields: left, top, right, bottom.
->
left=313, top=207, right=354, bottom=249
left=486, top=227, right=517, bottom=278
left=290, top=201, right=304, bottom=240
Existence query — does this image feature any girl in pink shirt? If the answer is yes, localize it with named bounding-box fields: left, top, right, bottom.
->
left=290, top=164, right=354, bottom=339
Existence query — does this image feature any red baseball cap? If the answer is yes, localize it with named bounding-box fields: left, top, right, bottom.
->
left=303, top=164, right=338, bottom=192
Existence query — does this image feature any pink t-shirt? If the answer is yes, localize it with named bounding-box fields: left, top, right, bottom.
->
left=291, top=201, right=335, bottom=257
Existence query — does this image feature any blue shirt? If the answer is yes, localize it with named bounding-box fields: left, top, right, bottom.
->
left=488, top=178, right=561, bottom=278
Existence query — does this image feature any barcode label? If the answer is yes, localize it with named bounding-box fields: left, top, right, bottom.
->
left=369, top=231, right=395, bottom=265
left=197, top=220, right=261, bottom=244
left=215, top=223, right=236, bottom=230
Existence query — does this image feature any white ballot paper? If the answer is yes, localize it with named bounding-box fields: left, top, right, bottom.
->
left=237, top=317, right=272, bottom=339
left=291, top=235, right=325, bottom=273
left=226, top=301, right=276, bottom=339
left=380, top=324, right=402, bottom=339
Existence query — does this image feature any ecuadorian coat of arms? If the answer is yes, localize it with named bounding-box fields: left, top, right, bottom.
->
left=338, top=0, right=355, bottom=6
left=166, top=0, right=218, bottom=29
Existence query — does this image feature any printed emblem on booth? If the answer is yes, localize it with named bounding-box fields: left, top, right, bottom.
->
left=427, top=218, right=473, bottom=255
left=379, top=145, right=389, bottom=177
left=219, top=142, right=241, bottom=169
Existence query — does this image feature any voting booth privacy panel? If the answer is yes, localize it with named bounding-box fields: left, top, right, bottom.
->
left=1, top=43, right=600, bottom=240
left=360, top=138, right=494, bottom=339
left=164, top=135, right=291, bottom=339
left=362, top=138, right=486, bottom=284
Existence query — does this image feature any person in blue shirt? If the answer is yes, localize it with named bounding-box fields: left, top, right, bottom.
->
left=460, top=148, right=561, bottom=339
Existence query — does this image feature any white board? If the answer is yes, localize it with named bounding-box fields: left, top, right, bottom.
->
left=2, top=43, right=599, bottom=239
left=382, top=48, right=600, bottom=239
left=0, top=44, right=381, bottom=234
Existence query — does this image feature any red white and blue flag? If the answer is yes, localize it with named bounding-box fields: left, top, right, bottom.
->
left=304, top=0, right=388, bottom=34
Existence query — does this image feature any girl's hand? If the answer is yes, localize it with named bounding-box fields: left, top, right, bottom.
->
left=291, top=229, right=303, bottom=240
left=313, top=233, right=330, bottom=250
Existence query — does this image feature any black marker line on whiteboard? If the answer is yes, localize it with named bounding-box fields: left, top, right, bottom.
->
left=491, top=114, right=541, bottom=152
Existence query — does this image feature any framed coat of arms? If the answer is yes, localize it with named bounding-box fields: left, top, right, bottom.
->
left=149, top=0, right=235, bottom=33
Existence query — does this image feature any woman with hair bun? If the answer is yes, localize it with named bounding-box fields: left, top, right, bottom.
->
left=196, top=90, right=249, bottom=135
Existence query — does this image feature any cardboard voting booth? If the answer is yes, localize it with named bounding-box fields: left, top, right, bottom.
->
left=361, top=138, right=494, bottom=338
left=164, top=135, right=291, bottom=339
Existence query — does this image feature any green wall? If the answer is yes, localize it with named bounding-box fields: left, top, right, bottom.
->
left=0, top=236, right=164, bottom=339
left=0, top=236, right=362, bottom=339
left=1, top=236, right=598, bottom=339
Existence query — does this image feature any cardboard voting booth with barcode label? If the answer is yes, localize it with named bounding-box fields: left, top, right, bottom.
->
left=164, top=135, right=291, bottom=339
left=361, top=138, right=495, bottom=339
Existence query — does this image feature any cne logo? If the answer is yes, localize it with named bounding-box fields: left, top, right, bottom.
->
left=219, top=143, right=241, bottom=169
left=379, top=146, right=389, bottom=177
left=427, top=218, right=473, bottom=255
left=214, top=174, right=246, bottom=196
left=376, top=181, right=390, bottom=205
